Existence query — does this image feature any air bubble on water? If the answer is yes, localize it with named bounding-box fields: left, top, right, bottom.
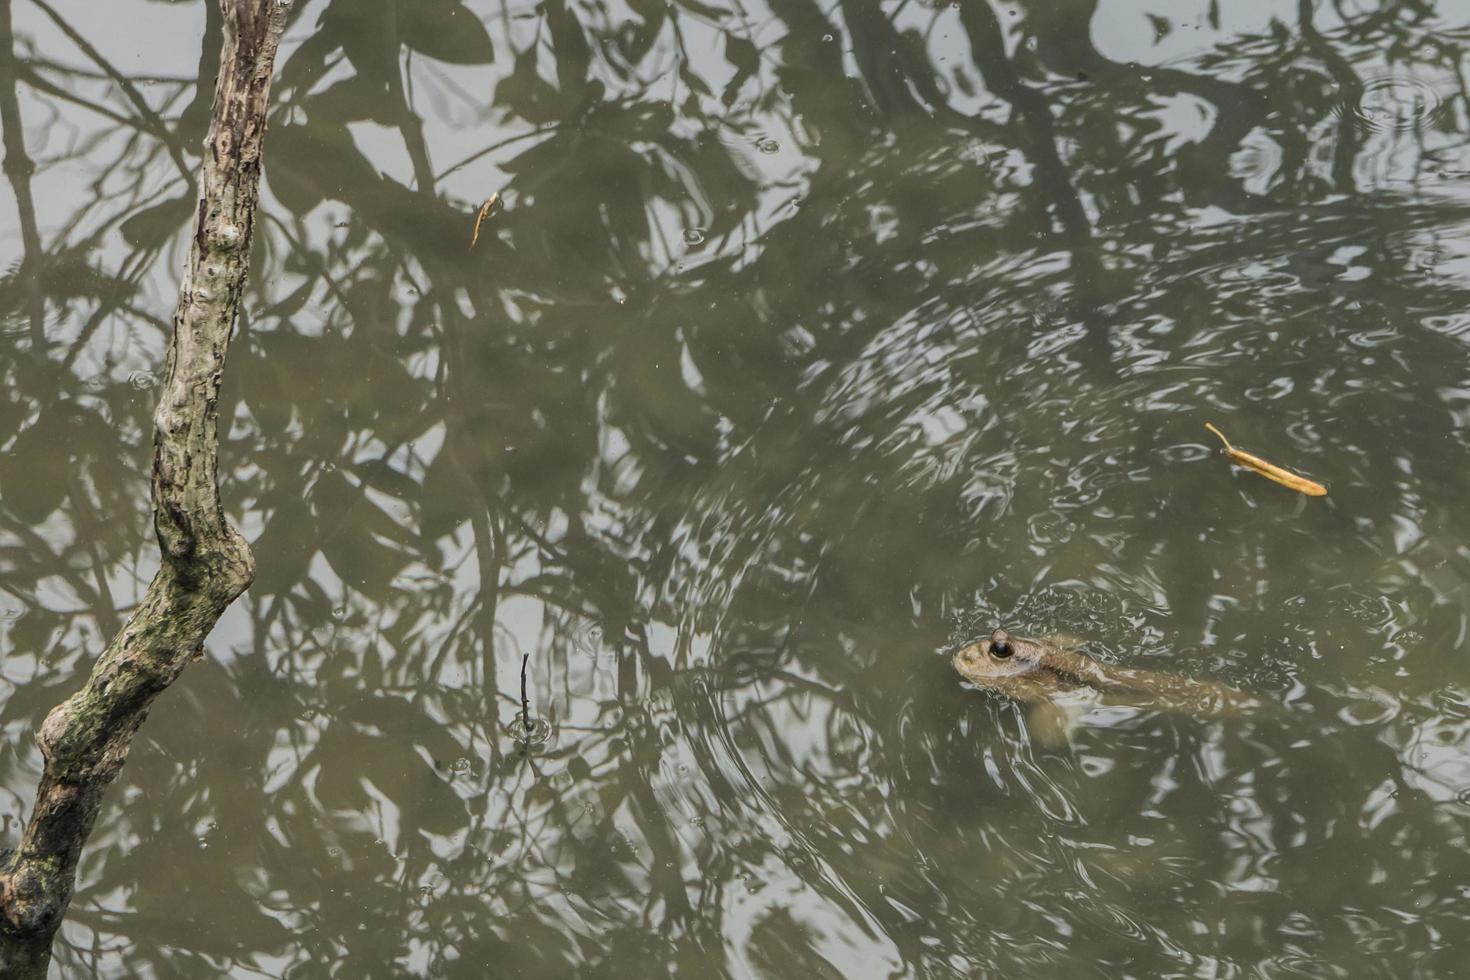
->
left=756, top=137, right=780, bottom=154
left=821, top=33, right=834, bottom=42
left=683, top=227, right=706, bottom=245
left=450, top=757, right=472, bottom=775
left=129, top=371, right=156, bottom=391
left=331, top=606, right=347, bottom=620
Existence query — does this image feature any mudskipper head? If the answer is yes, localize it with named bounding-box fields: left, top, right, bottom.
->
left=952, top=628, right=1049, bottom=686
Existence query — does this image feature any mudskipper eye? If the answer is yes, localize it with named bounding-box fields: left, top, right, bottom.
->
left=989, top=628, right=1013, bottom=659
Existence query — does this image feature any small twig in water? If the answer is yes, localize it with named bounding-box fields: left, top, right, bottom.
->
left=519, top=651, right=532, bottom=736
left=469, top=192, right=500, bottom=249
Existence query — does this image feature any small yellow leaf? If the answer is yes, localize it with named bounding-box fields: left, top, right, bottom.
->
left=1205, top=422, right=1327, bottom=497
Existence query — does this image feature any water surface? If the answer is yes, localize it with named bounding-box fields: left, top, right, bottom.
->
left=3, top=0, right=1470, bottom=976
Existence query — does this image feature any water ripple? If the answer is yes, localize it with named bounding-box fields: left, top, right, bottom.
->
left=1351, top=74, right=1446, bottom=134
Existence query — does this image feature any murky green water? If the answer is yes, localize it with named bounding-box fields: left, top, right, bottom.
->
left=4, top=0, right=1470, bottom=975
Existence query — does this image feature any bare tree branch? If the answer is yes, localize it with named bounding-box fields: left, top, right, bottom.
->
left=0, top=2, right=293, bottom=975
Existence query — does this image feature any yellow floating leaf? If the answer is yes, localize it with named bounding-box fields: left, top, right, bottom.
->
left=1205, top=422, right=1327, bottom=497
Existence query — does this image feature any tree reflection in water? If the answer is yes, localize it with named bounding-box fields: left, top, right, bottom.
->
left=3, top=0, right=1470, bottom=975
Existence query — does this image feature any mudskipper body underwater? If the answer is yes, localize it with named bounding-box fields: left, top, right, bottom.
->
left=953, top=629, right=1262, bottom=721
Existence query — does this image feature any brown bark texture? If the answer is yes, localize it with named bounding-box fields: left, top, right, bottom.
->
left=0, top=2, right=292, bottom=975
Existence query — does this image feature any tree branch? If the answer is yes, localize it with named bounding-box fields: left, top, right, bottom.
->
left=0, top=2, right=292, bottom=975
